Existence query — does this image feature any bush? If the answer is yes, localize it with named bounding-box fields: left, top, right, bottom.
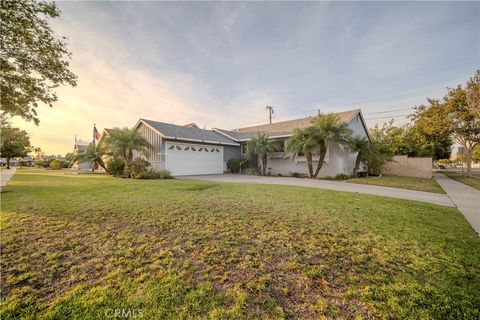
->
left=291, top=172, right=307, bottom=178
left=49, top=160, right=63, bottom=170
left=106, top=157, right=125, bottom=176
left=227, top=159, right=249, bottom=173
left=125, top=158, right=150, bottom=178
left=137, top=169, right=173, bottom=180
left=334, top=173, right=350, bottom=180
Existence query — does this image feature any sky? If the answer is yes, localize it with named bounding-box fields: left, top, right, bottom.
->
left=11, top=1, right=480, bottom=155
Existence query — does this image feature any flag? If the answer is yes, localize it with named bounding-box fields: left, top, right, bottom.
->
left=93, top=124, right=101, bottom=140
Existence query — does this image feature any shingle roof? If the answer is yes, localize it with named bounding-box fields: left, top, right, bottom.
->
left=213, top=128, right=293, bottom=142
left=234, top=109, right=360, bottom=133
left=140, top=119, right=239, bottom=145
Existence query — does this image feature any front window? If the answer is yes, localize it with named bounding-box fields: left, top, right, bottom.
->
left=241, top=143, right=248, bottom=155
left=275, top=139, right=285, bottom=152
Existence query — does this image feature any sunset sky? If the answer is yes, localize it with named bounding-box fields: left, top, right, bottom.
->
left=11, top=1, right=479, bottom=155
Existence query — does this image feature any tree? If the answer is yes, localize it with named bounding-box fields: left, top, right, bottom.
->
left=466, top=70, right=480, bottom=121
left=362, top=140, right=393, bottom=176
left=1, top=0, right=77, bottom=125
left=0, top=126, right=31, bottom=169
left=74, top=144, right=109, bottom=173
left=247, top=133, right=278, bottom=175
left=346, top=136, right=370, bottom=176
left=286, top=127, right=322, bottom=178
left=106, top=128, right=152, bottom=174
left=310, top=114, right=351, bottom=178
left=472, top=144, right=480, bottom=163
left=64, top=152, right=74, bottom=165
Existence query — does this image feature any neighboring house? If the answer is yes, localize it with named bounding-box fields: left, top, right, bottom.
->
left=131, top=108, right=370, bottom=177
left=72, top=139, right=94, bottom=170
left=213, top=109, right=370, bottom=177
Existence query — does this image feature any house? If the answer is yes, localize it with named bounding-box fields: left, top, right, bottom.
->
left=72, top=139, right=94, bottom=170
left=132, top=108, right=370, bottom=177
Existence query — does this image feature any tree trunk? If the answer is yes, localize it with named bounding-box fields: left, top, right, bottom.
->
left=97, top=158, right=109, bottom=174
left=466, top=146, right=472, bottom=178
left=306, top=152, right=314, bottom=178
left=313, top=143, right=328, bottom=178
left=262, top=153, right=268, bottom=175
left=353, top=151, right=362, bottom=177
left=6, top=157, right=10, bottom=169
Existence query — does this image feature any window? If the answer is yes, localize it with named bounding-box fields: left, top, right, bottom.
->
left=204, top=147, right=209, bottom=152
left=297, top=151, right=304, bottom=157
left=210, top=148, right=215, bottom=152
left=176, top=145, right=182, bottom=150
left=184, top=146, right=190, bottom=151
left=241, top=143, right=248, bottom=155
left=191, top=147, right=196, bottom=151
left=216, top=148, right=220, bottom=152
left=275, top=139, right=285, bottom=152
left=198, top=147, right=204, bottom=151
left=168, top=145, right=175, bottom=150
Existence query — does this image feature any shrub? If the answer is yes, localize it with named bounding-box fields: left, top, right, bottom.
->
left=227, top=159, right=249, bottom=173
left=334, top=173, right=350, bottom=180
left=106, top=157, right=125, bottom=176
left=137, top=169, right=173, bottom=180
left=49, top=160, right=63, bottom=170
left=290, top=172, right=307, bottom=178
left=125, top=158, right=150, bottom=178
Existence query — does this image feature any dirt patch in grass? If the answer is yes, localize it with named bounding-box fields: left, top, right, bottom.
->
left=1, top=169, right=479, bottom=319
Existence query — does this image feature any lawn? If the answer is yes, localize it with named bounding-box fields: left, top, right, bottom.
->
left=1, top=169, right=479, bottom=319
left=347, top=175, right=445, bottom=193
left=440, top=171, right=480, bottom=191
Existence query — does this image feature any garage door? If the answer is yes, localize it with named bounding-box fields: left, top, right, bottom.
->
left=165, top=142, right=224, bottom=176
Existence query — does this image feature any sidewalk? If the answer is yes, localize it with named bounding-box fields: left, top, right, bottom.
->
left=1, top=168, right=16, bottom=190
left=434, top=173, right=480, bottom=234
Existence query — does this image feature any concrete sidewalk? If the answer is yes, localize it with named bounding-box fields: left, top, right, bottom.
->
left=180, top=174, right=455, bottom=207
left=1, top=168, right=16, bottom=190
left=434, top=173, right=480, bottom=234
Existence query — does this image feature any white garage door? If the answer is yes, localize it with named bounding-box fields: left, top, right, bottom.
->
left=165, top=142, right=224, bottom=176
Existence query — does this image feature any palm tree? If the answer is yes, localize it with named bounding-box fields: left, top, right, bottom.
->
left=106, top=128, right=152, bottom=165
left=247, top=133, right=278, bottom=175
left=346, top=136, right=371, bottom=176
left=286, top=127, right=322, bottom=177
left=310, top=114, right=351, bottom=178
left=74, top=144, right=109, bottom=173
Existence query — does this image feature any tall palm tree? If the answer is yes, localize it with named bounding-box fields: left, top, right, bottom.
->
left=247, top=133, right=278, bottom=175
left=74, top=144, right=109, bottom=173
left=310, top=114, right=351, bottom=178
left=106, top=128, right=152, bottom=165
left=346, top=136, right=371, bottom=176
left=286, top=127, right=321, bottom=177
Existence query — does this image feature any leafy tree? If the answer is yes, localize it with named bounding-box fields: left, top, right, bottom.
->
left=64, top=152, right=74, bottom=164
left=472, top=144, right=480, bottom=163
left=1, top=0, right=77, bottom=125
left=74, top=144, right=109, bottom=173
left=310, top=114, right=351, bottom=178
left=286, top=127, right=323, bottom=178
left=363, top=140, right=393, bottom=176
left=346, top=136, right=370, bottom=176
left=0, top=126, right=31, bottom=169
left=106, top=128, right=152, bottom=177
left=466, top=70, right=480, bottom=121
left=247, top=133, right=278, bottom=175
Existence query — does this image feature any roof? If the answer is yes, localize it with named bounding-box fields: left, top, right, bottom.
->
left=234, top=109, right=361, bottom=133
left=138, top=119, right=239, bottom=146
left=213, top=128, right=293, bottom=142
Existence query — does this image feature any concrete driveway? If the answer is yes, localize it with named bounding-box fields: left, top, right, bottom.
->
left=180, top=174, right=454, bottom=207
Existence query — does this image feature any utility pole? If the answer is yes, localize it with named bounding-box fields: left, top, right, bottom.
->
left=266, top=106, right=274, bottom=124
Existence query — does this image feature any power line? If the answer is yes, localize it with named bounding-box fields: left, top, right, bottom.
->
left=364, top=107, right=414, bottom=115
left=365, top=114, right=411, bottom=120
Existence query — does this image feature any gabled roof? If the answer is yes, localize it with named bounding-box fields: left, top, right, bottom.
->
left=136, top=119, right=239, bottom=146
left=212, top=128, right=293, bottom=142
left=234, top=109, right=361, bottom=133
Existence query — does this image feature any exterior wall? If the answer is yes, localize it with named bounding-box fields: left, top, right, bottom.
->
left=223, top=145, right=241, bottom=172
left=136, top=123, right=164, bottom=171
left=382, top=155, right=433, bottom=178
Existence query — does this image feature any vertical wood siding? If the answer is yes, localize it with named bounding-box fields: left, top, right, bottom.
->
left=136, top=123, right=162, bottom=163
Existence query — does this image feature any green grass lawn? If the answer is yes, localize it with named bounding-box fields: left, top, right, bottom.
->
left=440, top=171, right=480, bottom=191
left=1, top=169, right=479, bottom=319
left=347, top=175, right=445, bottom=193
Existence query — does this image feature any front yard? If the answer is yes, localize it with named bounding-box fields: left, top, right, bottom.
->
left=1, top=169, right=479, bottom=319
left=347, top=175, right=445, bottom=193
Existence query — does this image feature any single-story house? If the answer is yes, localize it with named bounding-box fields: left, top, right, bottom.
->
left=132, top=108, right=370, bottom=177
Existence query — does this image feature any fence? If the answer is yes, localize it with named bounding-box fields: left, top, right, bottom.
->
left=382, top=155, right=433, bottom=178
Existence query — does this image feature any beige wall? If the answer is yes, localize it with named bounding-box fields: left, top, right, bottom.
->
left=382, top=155, right=433, bottom=178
